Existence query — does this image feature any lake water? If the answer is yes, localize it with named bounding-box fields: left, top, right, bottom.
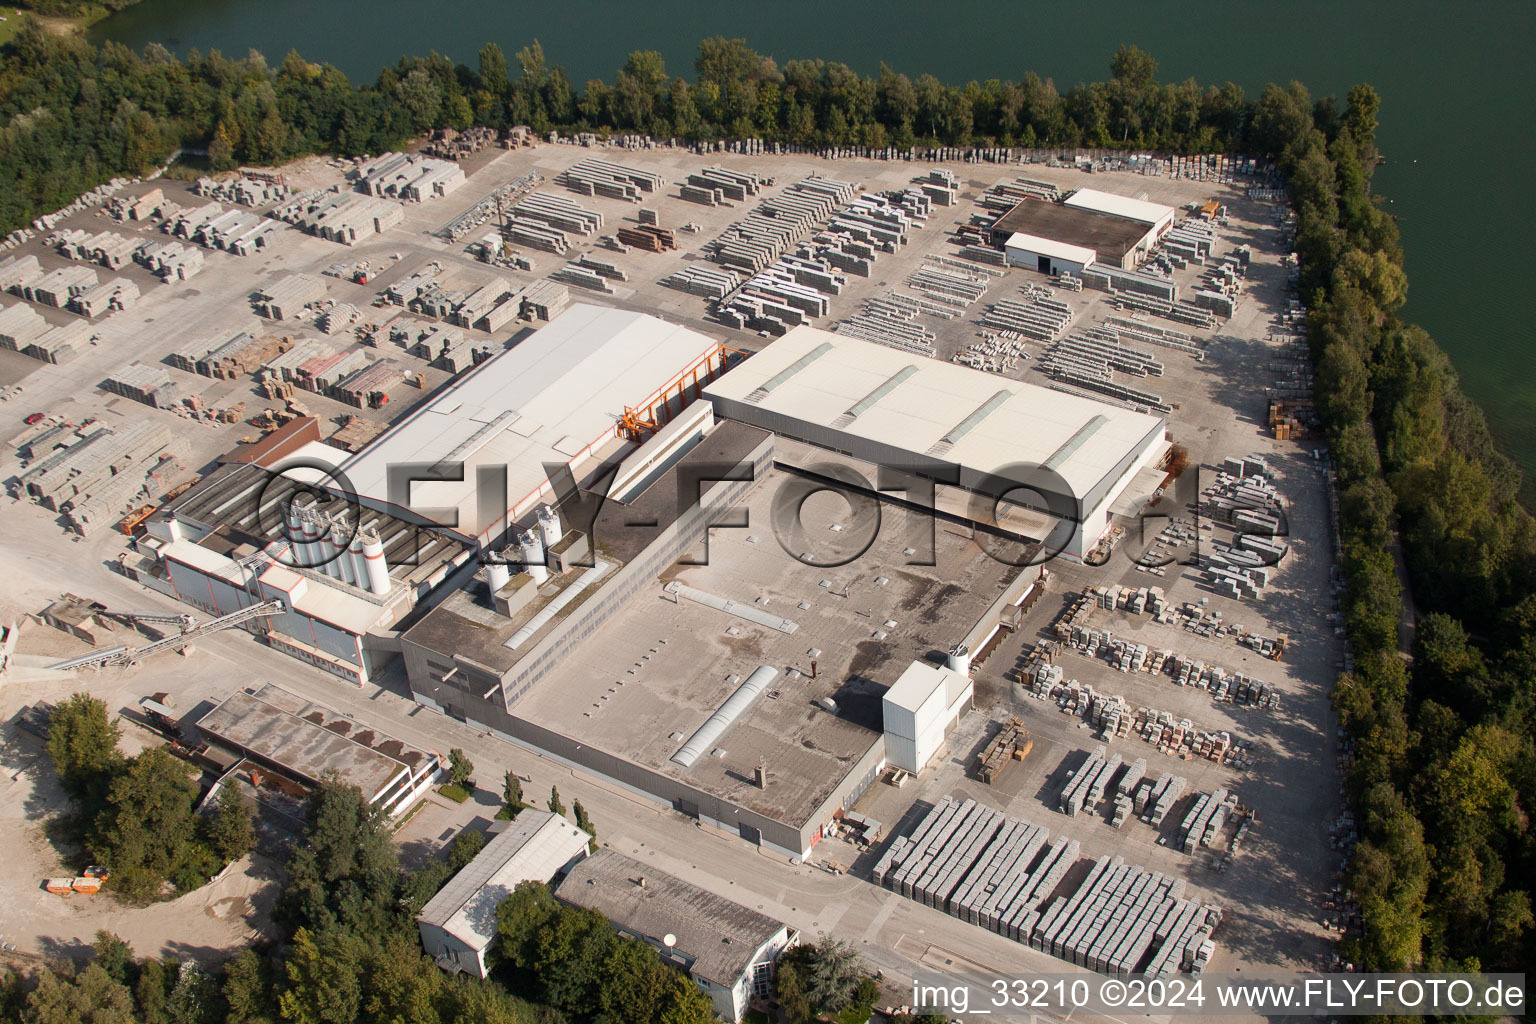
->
left=91, top=0, right=1536, bottom=495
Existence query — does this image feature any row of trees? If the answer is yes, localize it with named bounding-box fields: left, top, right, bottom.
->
left=5, top=25, right=1322, bottom=238
left=46, top=694, right=253, bottom=901
left=1267, top=80, right=1535, bottom=971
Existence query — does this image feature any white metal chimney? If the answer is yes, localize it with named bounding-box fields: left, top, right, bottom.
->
left=360, top=528, right=391, bottom=595
left=538, top=503, right=563, bottom=549
left=520, top=528, right=548, bottom=583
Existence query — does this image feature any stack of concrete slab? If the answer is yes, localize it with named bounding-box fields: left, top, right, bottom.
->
left=24, top=265, right=97, bottom=307
left=21, top=320, right=90, bottom=364
left=0, top=254, right=44, bottom=293
left=707, top=177, right=856, bottom=273
left=511, top=193, right=603, bottom=236
left=0, top=301, right=51, bottom=351
left=682, top=167, right=763, bottom=205
left=135, top=240, right=205, bottom=281
left=981, top=296, right=1074, bottom=341
left=557, top=158, right=663, bottom=201
left=255, top=274, right=328, bottom=320
left=270, top=188, right=406, bottom=245
left=615, top=224, right=677, bottom=252
left=874, top=796, right=1222, bottom=973
left=664, top=265, right=739, bottom=301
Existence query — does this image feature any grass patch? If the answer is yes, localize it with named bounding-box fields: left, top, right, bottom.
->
left=438, top=783, right=471, bottom=803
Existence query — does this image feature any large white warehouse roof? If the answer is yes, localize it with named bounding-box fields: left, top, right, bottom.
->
left=339, top=304, right=721, bottom=543
left=1063, top=188, right=1176, bottom=229
left=703, top=327, right=1165, bottom=520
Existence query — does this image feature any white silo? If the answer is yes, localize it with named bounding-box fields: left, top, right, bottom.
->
left=361, top=528, right=391, bottom=595
left=520, top=528, right=548, bottom=583
left=331, top=520, right=356, bottom=585
left=348, top=533, right=368, bottom=587
left=538, top=503, right=564, bottom=549
left=485, top=548, right=512, bottom=594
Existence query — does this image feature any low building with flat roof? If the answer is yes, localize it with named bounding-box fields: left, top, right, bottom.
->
left=417, top=811, right=591, bottom=977
left=702, top=328, right=1167, bottom=561
left=557, top=849, right=795, bottom=1022
left=192, top=683, right=440, bottom=817
left=987, top=197, right=1159, bottom=269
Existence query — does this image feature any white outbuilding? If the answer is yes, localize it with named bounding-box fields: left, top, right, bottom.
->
left=882, top=660, right=975, bottom=775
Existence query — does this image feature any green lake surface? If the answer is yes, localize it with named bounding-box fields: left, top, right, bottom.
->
left=90, top=0, right=1536, bottom=495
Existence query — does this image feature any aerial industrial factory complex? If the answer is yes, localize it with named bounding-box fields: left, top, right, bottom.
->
left=2, top=141, right=1336, bottom=993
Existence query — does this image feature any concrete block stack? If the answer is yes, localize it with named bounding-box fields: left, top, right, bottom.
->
left=874, top=796, right=1222, bottom=973
left=557, top=158, right=663, bottom=201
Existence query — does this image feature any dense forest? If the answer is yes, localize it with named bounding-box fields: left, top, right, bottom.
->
left=0, top=21, right=1531, bottom=1013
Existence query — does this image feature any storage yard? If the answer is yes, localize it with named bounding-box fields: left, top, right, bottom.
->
left=0, top=138, right=1341, bottom=985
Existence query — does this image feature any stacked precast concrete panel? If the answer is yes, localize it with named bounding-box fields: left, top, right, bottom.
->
left=876, top=796, right=1221, bottom=974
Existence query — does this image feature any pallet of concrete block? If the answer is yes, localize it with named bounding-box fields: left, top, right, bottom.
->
left=512, top=193, right=603, bottom=236
left=1178, top=788, right=1238, bottom=854
left=102, top=362, right=180, bottom=408
left=1057, top=744, right=1122, bottom=816
left=1030, top=854, right=1220, bottom=974
left=519, top=280, right=570, bottom=322
left=20, top=320, right=92, bottom=364
left=67, top=278, right=139, bottom=319
left=827, top=193, right=914, bottom=250
left=683, top=167, right=764, bottom=204
left=915, top=168, right=958, bottom=206
left=664, top=265, right=739, bottom=301
left=557, top=158, right=663, bottom=201
left=194, top=175, right=290, bottom=207
left=1145, top=773, right=1187, bottom=825
left=553, top=264, right=613, bottom=294
left=615, top=224, right=677, bottom=253
left=135, top=240, right=204, bottom=282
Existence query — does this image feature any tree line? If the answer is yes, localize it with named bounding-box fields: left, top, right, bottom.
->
left=7, top=28, right=1251, bottom=237
left=1265, top=82, right=1535, bottom=971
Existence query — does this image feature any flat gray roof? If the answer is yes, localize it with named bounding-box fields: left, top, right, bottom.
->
left=417, top=811, right=590, bottom=951
left=989, top=198, right=1152, bottom=259
left=557, top=849, right=786, bottom=987
left=194, top=683, right=426, bottom=800
left=512, top=467, right=1022, bottom=826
